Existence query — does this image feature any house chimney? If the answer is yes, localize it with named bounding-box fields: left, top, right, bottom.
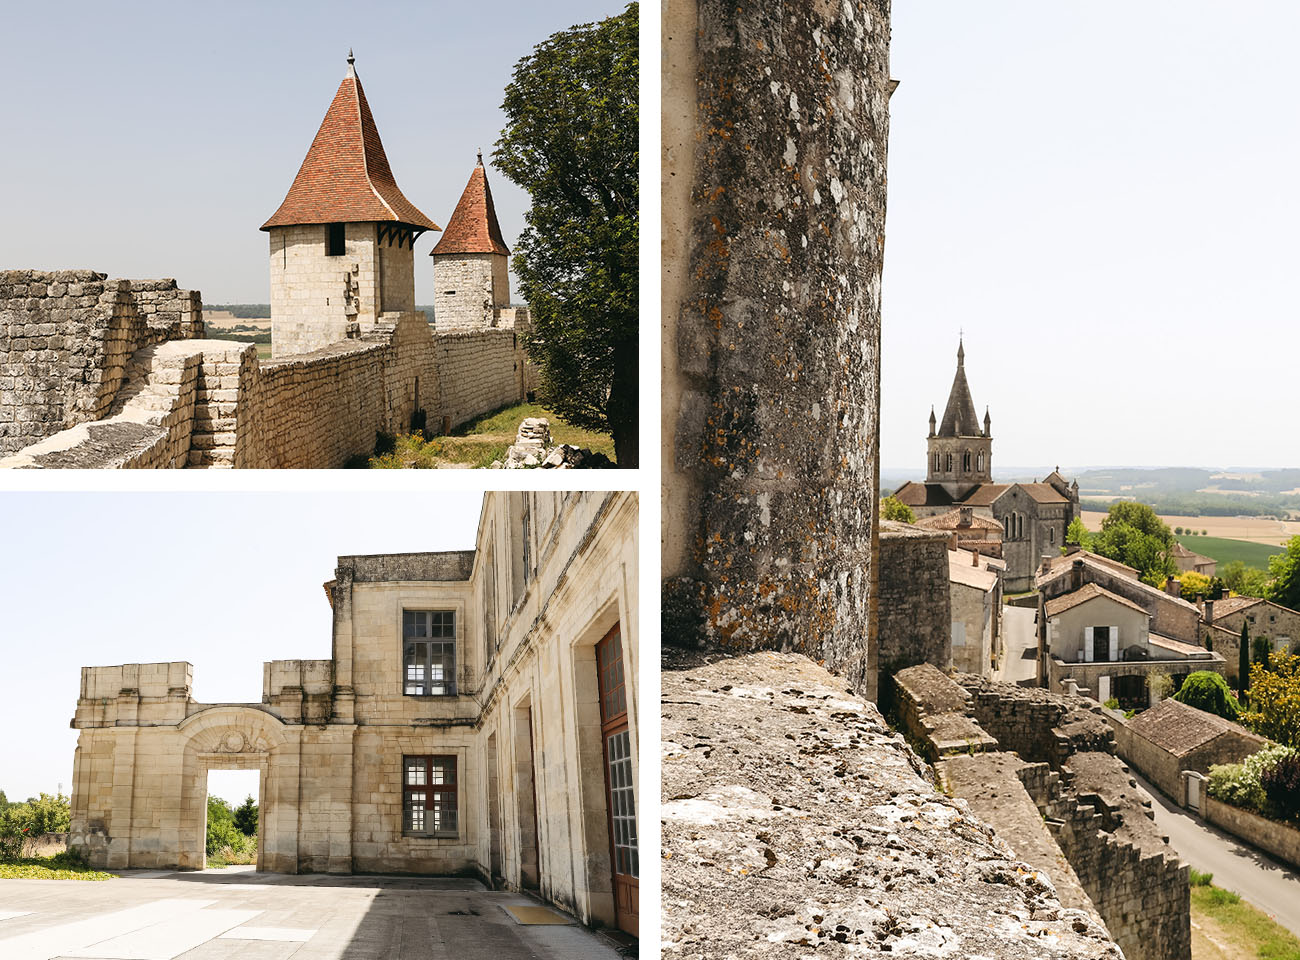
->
left=1071, top=559, right=1084, bottom=592
left=949, top=533, right=959, bottom=552
left=972, top=547, right=979, bottom=567
left=1065, top=543, right=1081, bottom=556
left=958, top=506, right=973, bottom=529
left=1205, top=598, right=1215, bottom=624
left=1165, top=576, right=1180, bottom=598
left=1040, top=556, right=1053, bottom=576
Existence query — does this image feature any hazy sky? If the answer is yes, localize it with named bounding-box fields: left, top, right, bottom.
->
left=0, top=0, right=624, bottom=305
left=0, top=492, right=483, bottom=801
left=883, top=3, right=1300, bottom=471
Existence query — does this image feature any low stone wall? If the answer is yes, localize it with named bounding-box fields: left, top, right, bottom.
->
left=1111, top=716, right=1185, bottom=801
left=434, top=329, right=527, bottom=429
left=877, top=523, right=952, bottom=688
left=1203, top=795, right=1300, bottom=870
left=0, top=271, right=202, bottom=455
left=894, top=664, right=997, bottom=760
left=2, top=278, right=532, bottom=468
left=958, top=674, right=1115, bottom=769
left=904, top=673, right=1190, bottom=960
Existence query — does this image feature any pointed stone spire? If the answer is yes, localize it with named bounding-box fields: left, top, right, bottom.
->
left=983, top=406, right=991, bottom=438
left=937, top=338, right=981, bottom=437
left=928, top=406, right=936, bottom=437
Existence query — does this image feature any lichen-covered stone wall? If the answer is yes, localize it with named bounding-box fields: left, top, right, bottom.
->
left=662, top=0, right=893, bottom=698
left=0, top=270, right=202, bottom=455
left=877, top=523, right=952, bottom=694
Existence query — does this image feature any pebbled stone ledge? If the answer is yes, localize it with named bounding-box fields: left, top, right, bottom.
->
left=662, top=649, right=1123, bottom=959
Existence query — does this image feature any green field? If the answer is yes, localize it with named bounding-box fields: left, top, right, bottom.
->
left=1178, top=535, right=1283, bottom=569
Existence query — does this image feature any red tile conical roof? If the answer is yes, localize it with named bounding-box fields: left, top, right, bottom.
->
left=261, top=59, right=438, bottom=232
left=431, top=156, right=510, bottom=256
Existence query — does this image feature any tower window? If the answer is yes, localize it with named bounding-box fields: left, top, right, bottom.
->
left=977, top=453, right=984, bottom=472
left=326, top=222, right=346, bottom=256
left=963, top=451, right=971, bottom=472
left=945, top=453, right=953, bottom=472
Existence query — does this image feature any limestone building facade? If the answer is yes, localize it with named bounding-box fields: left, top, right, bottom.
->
left=894, top=341, right=1081, bottom=591
left=67, top=491, right=639, bottom=935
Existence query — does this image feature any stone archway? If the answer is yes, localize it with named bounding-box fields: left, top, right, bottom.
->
left=177, top=706, right=297, bottom=872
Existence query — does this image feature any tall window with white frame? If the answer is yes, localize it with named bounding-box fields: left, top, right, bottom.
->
left=403, top=755, right=457, bottom=836
left=404, top=610, right=456, bottom=696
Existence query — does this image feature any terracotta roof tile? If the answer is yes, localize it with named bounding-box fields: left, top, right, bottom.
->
left=915, top=508, right=1004, bottom=533
left=892, top=481, right=953, bottom=508
left=1019, top=483, right=1069, bottom=505
left=262, top=63, right=437, bottom=232
left=1044, top=582, right=1150, bottom=618
left=1126, top=698, right=1265, bottom=758
left=432, top=158, right=510, bottom=256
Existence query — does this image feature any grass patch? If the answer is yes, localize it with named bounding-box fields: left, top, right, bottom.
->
left=369, top=401, right=614, bottom=468
left=1179, top=535, right=1284, bottom=568
left=1191, top=881, right=1300, bottom=959
left=1190, top=868, right=1214, bottom=886
left=0, top=852, right=115, bottom=881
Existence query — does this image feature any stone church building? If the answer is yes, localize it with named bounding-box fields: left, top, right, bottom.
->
left=67, top=492, right=639, bottom=936
left=894, top=341, right=1079, bottom=591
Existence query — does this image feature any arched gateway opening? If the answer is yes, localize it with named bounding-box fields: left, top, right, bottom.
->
left=178, top=707, right=291, bottom=872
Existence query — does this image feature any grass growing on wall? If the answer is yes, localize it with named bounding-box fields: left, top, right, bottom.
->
left=367, top=401, right=615, bottom=468
left=1189, top=876, right=1300, bottom=960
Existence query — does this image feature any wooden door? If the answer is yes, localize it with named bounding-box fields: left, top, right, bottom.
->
left=596, top=625, right=637, bottom=937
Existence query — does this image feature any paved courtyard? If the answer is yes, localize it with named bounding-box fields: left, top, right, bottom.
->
left=0, top=867, right=631, bottom=960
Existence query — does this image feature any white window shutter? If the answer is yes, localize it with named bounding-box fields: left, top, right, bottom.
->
left=1084, top=626, right=1094, bottom=660
left=1109, top=627, right=1119, bottom=662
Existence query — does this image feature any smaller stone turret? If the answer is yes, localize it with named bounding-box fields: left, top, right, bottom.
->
left=431, top=154, right=512, bottom=331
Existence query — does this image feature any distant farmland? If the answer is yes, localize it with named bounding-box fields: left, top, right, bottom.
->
left=1177, top=535, right=1283, bottom=569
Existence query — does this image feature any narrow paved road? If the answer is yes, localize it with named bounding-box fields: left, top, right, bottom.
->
left=1131, top=768, right=1300, bottom=937
left=995, top=605, right=1038, bottom=684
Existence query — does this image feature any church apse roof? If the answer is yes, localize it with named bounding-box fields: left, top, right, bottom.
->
left=432, top=157, right=511, bottom=257
left=262, top=56, right=438, bottom=232
left=937, top=340, right=983, bottom=438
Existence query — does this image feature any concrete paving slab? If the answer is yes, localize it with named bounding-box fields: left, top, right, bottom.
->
left=219, top=926, right=316, bottom=941
left=0, top=875, right=625, bottom=960
left=64, top=907, right=262, bottom=959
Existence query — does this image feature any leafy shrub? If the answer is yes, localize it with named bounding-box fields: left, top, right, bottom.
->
left=1189, top=869, right=1213, bottom=886
left=1207, top=745, right=1299, bottom=814
left=1103, top=697, right=1119, bottom=710
left=1260, top=752, right=1300, bottom=821
left=1172, top=671, right=1241, bottom=720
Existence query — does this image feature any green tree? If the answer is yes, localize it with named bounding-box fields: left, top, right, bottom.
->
left=1240, top=654, right=1300, bottom=748
left=1179, top=570, right=1212, bottom=601
left=1090, top=502, right=1177, bottom=587
left=1239, top=621, right=1251, bottom=701
left=495, top=3, right=639, bottom=467
left=1064, top=516, right=1091, bottom=550
left=233, top=795, right=258, bottom=837
left=1173, top=670, right=1241, bottom=721
left=1175, top=526, right=1185, bottom=535
left=1267, top=535, right=1300, bottom=610
left=880, top=496, right=915, bottom=524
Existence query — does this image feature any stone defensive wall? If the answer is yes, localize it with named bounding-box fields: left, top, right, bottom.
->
left=0, top=270, right=530, bottom=468
left=895, top=664, right=1192, bottom=960
left=0, top=270, right=202, bottom=456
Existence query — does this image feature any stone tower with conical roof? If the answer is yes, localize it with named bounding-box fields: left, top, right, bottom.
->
left=925, top=339, right=993, bottom=496
left=261, top=52, right=440, bottom=357
left=430, top=153, right=512, bottom=330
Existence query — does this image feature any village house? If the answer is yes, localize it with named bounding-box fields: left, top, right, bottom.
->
left=67, top=491, right=639, bottom=936
left=915, top=506, right=1004, bottom=559
left=1037, top=554, right=1225, bottom=706
left=946, top=547, right=1004, bottom=675
left=1172, top=542, right=1216, bottom=578
left=1112, top=697, right=1268, bottom=804
left=893, top=341, right=1080, bottom=592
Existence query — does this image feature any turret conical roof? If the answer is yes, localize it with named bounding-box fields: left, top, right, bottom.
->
left=261, top=56, right=438, bottom=232
left=938, top=339, right=982, bottom=437
left=431, top=155, right=511, bottom=257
